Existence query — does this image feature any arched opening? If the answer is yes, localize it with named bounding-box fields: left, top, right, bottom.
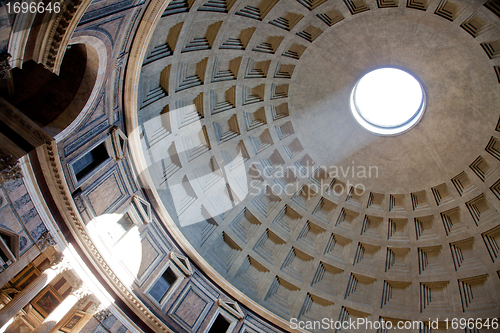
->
left=4, top=43, right=99, bottom=138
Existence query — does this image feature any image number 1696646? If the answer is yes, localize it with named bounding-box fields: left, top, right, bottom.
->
left=5, top=1, right=61, bottom=14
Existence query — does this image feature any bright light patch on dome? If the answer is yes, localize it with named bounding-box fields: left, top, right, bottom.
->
left=350, top=68, right=426, bottom=135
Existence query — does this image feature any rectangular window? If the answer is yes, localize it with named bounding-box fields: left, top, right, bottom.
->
left=0, top=230, right=18, bottom=265
left=1, top=233, right=12, bottom=250
left=149, top=267, right=178, bottom=303
left=207, top=314, right=231, bottom=333
left=107, top=214, right=134, bottom=246
left=72, top=142, right=109, bottom=182
left=0, top=248, right=9, bottom=263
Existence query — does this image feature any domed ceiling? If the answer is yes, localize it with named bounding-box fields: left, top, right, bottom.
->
left=136, top=0, right=500, bottom=326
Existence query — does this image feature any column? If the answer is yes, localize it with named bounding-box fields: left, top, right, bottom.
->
left=33, top=283, right=90, bottom=333
left=0, top=256, right=70, bottom=329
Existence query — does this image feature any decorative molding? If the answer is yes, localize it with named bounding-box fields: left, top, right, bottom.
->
left=33, top=0, right=93, bottom=74
left=63, top=119, right=110, bottom=157
left=94, top=305, right=111, bottom=322
left=169, top=252, right=193, bottom=277
left=108, top=126, right=128, bottom=161
left=0, top=157, right=22, bottom=181
left=217, top=299, right=244, bottom=320
left=0, top=97, right=53, bottom=149
left=132, top=195, right=152, bottom=224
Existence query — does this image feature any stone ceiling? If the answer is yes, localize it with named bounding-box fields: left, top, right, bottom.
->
left=136, top=0, right=500, bottom=326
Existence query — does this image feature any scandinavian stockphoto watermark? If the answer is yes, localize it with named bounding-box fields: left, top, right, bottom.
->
left=289, top=317, right=499, bottom=331
left=290, top=317, right=424, bottom=331
left=248, top=162, right=379, bottom=197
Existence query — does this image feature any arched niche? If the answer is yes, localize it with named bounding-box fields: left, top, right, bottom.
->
left=4, top=35, right=107, bottom=142
left=47, top=35, right=108, bottom=141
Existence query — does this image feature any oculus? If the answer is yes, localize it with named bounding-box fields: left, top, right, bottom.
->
left=350, top=68, right=426, bottom=135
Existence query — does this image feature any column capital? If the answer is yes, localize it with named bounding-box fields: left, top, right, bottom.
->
left=71, top=282, right=92, bottom=301
left=49, top=254, right=71, bottom=274
left=0, top=156, right=21, bottom=181
left=86, top=301, right=101, bottom=315
left=93, top=304, right=111, bottom=322
left=36, top=231, right=56, bottom=252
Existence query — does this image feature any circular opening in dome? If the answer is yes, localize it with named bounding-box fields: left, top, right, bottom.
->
left=350, top=68, right=426, bottom=135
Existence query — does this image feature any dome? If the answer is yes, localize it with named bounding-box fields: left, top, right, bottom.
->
left=0, top=0, right=500, bottom=333
left=132, top=0, right=500, bottom=328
